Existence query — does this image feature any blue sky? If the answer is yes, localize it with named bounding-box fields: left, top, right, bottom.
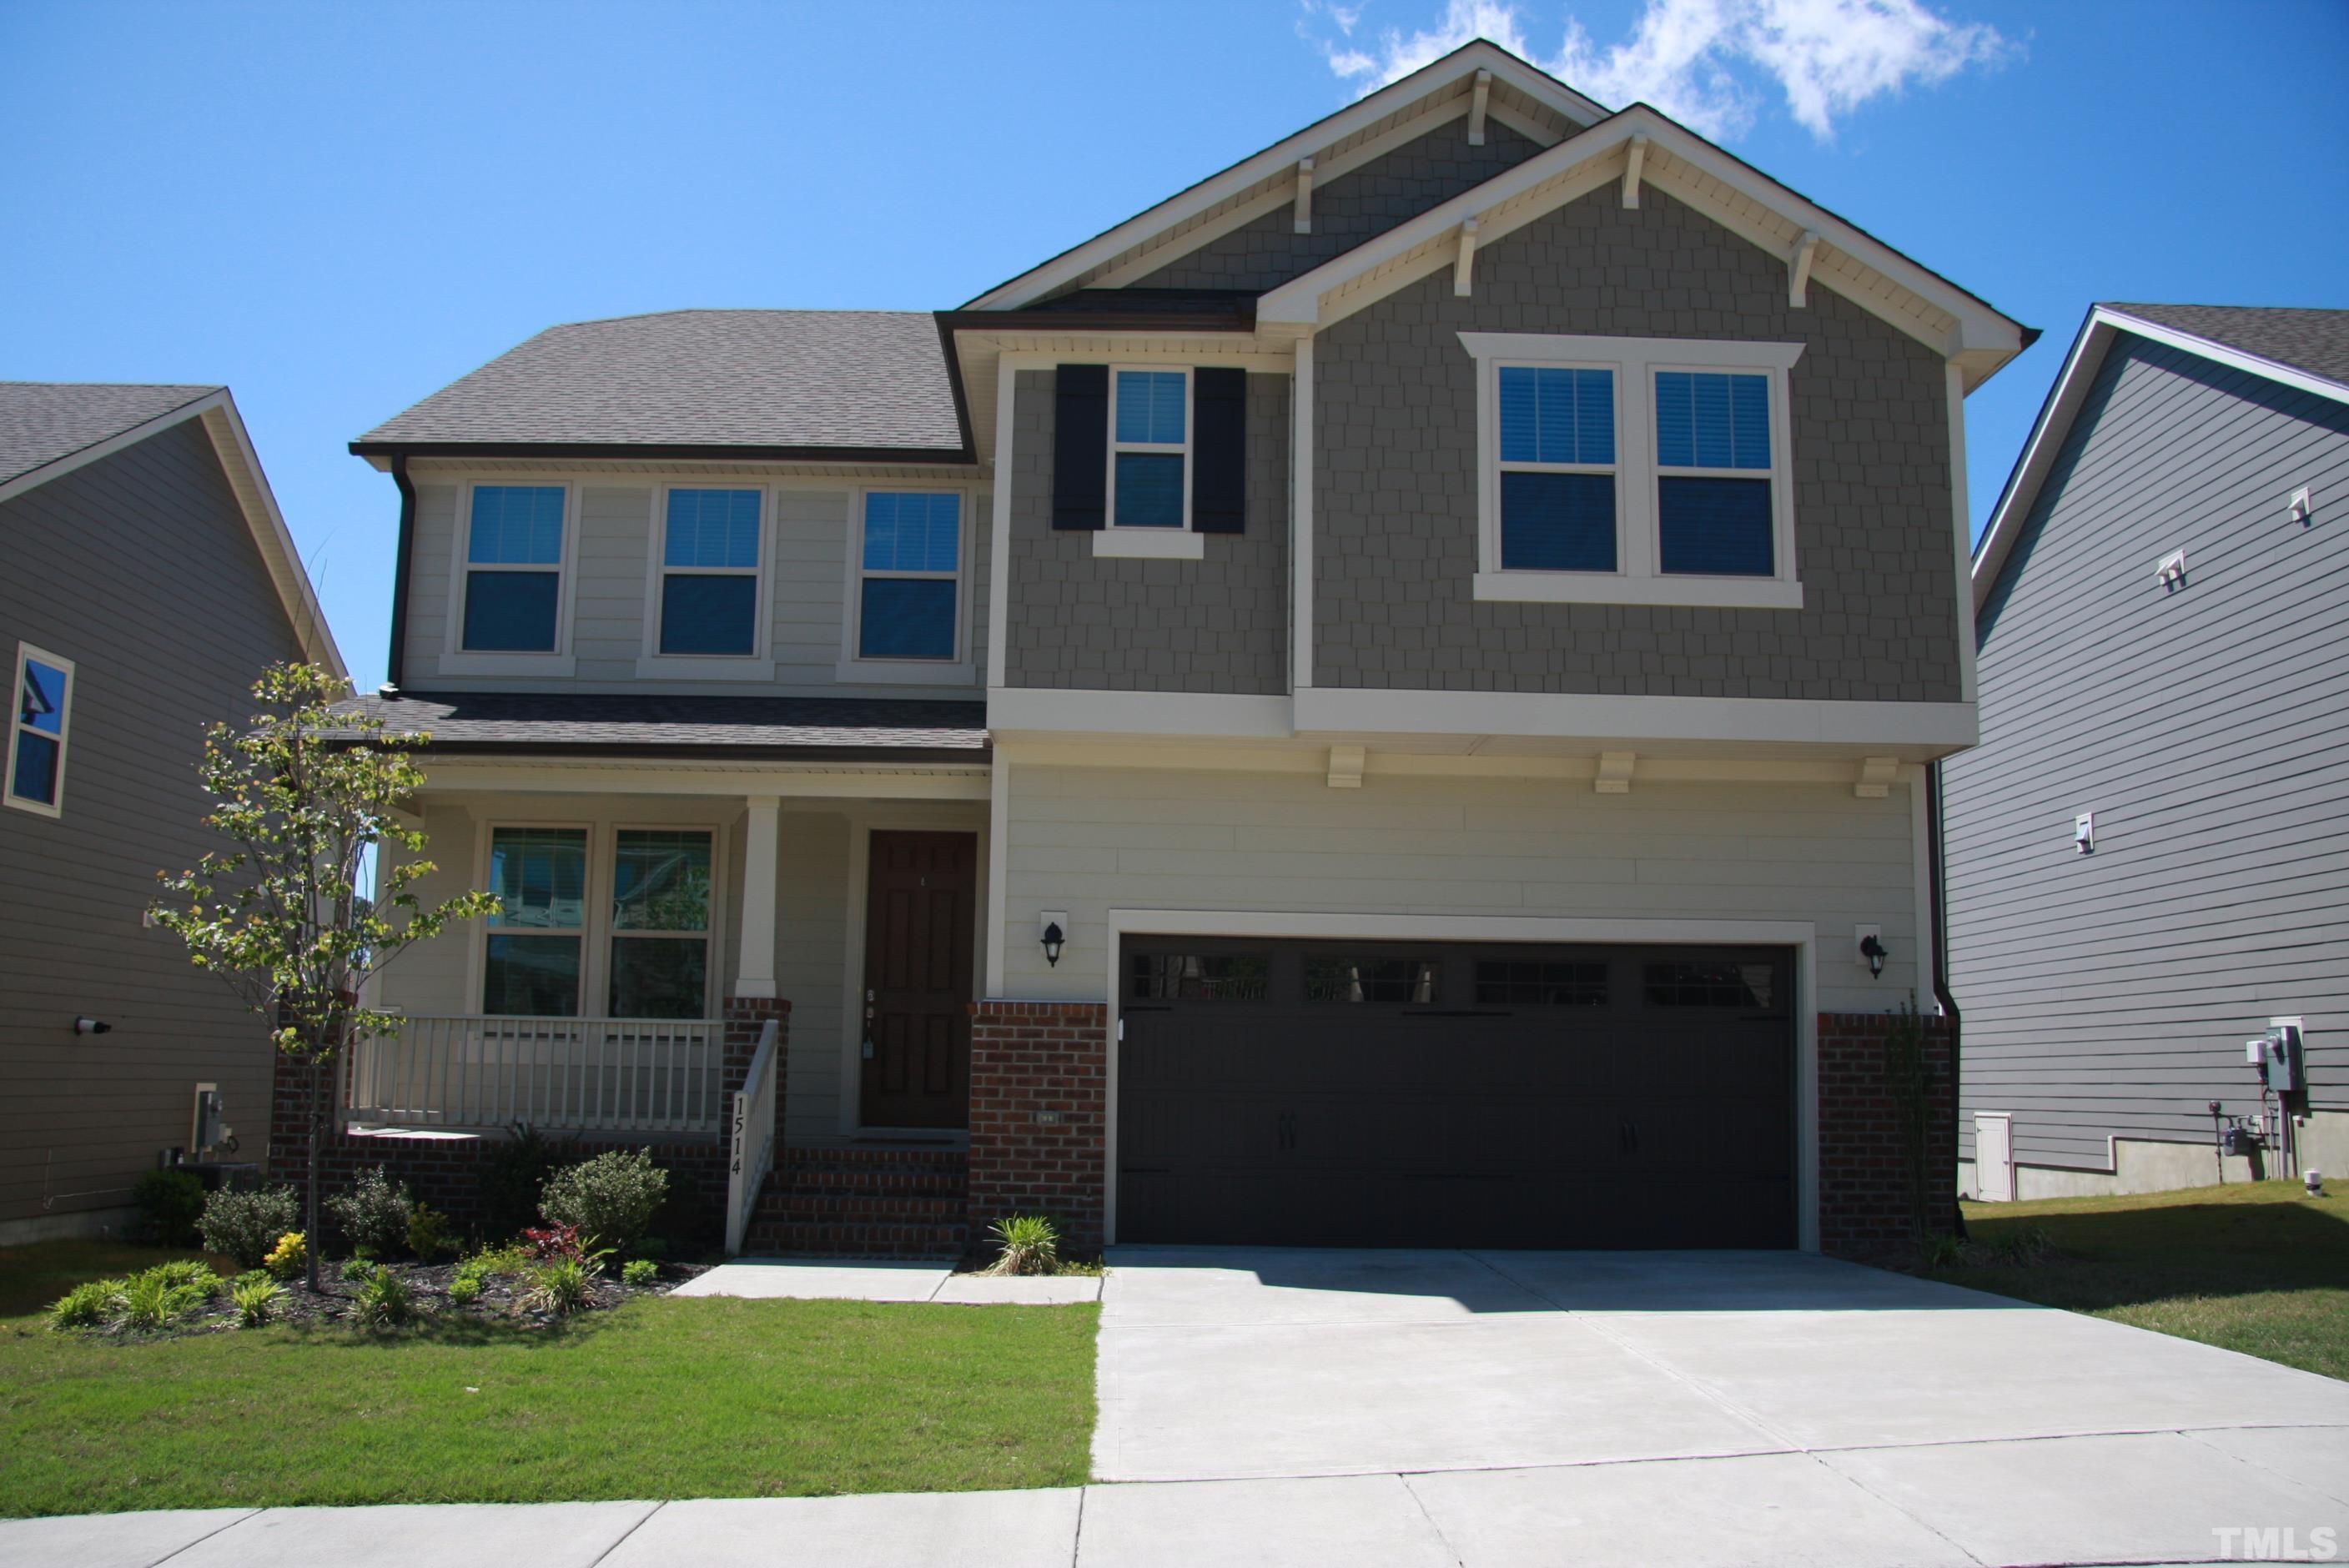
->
left=4, top=0, right=2344, bottom=691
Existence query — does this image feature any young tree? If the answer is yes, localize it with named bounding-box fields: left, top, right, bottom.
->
left=152, top=663, right=497, bottom=1291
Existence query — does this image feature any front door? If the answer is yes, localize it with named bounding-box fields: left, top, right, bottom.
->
left=859, top=831, right=975, bottom=1128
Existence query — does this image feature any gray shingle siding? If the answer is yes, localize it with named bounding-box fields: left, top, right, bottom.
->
left=1946, top=334, right=2349, bottom=1170
left=1004, top=369, right=1290, bottom=694
left=1311, top=183, right=1962, bottom=701
left=1132, top=119, right=1546, bottom=295
left=0, top=417, right=305, bottom=1227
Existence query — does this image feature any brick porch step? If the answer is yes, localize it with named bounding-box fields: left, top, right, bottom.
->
left=744, top=1143, right=972, bottom=1259
left=739, top=1219, right=968, bottom=1259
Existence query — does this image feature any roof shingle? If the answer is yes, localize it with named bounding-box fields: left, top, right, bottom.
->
left=340, top=691, right=988, bottom=758
left=0, top=381, right=219, bottom=488
left=2105, top=304, right=2349, bottom=390
left=356, top=310, right=966, bottom=455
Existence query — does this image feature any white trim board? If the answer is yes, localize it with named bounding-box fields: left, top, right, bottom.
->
left=1293, top=688, right=1978, bottom=756
left=1970, top=304, right=2349, bottom=612
left=1094, top=907, right=1823, bottom=1254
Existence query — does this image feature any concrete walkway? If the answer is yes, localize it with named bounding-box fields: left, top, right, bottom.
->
left=671, top=1257, right=1104, bottom=1304
left=8, top=1249, right=2345, bottom=1565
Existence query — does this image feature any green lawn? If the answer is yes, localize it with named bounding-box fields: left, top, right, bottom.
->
left=0, top=1241, right=1098, bottom=1518
left=1946, top=1180, right=2349, bottom=1380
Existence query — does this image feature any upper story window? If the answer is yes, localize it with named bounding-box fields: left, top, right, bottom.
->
left=460, top=485, right=567, bottom=652
left=656, top=488, right=763, bottom=657
left=1463, top=333, right=1804, bottom=611
left=1111, top=369, right=1189, bottom=529
left=846, top=490, right=965, bottom=674
left=6, top=643, right=73, bottom=817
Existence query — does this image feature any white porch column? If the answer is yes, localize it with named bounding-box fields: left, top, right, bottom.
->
left=735, top=795, right=781, bottom=999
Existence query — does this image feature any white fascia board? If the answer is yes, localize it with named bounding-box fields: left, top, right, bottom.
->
left=986, top=687, right=1295, bottom=741
left=1966, top=304, right=2349, bottom=613
left=1258, top=108, right=2023, bottom=364
left=963, top=43, right=1602, bottom=311
left=1293, top=687, right=1978, bottom=756
left=413, top=760, right=991, bottom=798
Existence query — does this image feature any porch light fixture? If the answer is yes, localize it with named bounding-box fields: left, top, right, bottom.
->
left=1041, top=921, right=1065, bottom=967
left=1859, top=933, right=1888, bottom=979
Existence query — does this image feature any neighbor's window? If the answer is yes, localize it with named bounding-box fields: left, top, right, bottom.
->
left=462, top=485, right=566, bottom=651
left=856, top=491, right=961, bottom=661
left=1498, top=365, right=1617, bottom=570
left=658, top=489, right=762, bottom=656
left=484, top=827, right=587, bottom=1015
left=609, top=830, right=713, bottom=1018
left=1130, top=952, right=1271, bottom=1003
left=1111, top=369, right=1189, bottom=528
left=1654, top=371, right=1775, bottom=576
left=5, top=644, right=73, bottom=816
left=1305, top=957, right=1440, bottom=1004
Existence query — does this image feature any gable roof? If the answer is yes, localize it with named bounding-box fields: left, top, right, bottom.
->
left=353, top=309, right=968, bottom=461
left=1970, top=303, right=2349, bottom=611
left=963, top=39, right=1604, bottom=311
left=0, top=382, right=344, bottom=678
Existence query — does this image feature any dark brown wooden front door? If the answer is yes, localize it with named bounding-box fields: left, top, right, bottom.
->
left=859, top=831, right=975, bottom=1128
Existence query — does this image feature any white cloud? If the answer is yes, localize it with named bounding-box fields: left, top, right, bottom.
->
left=1302, top=0, right=2013, bottom=140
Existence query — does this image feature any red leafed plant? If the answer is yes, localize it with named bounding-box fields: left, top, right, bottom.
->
left=520, top=1222, right=588, bottom=1264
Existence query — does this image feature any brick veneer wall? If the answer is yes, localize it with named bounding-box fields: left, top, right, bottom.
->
left=966, top=1001, right=1108, bottom=1254
left=265, top=998, right=787, bottom=1246
left=1818, top=1010, right=1956, bottom=1259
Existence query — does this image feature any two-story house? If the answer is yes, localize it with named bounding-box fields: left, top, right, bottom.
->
left=332, top=40, right=2029, bottom=1259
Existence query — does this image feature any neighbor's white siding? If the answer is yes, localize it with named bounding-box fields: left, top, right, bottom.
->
left=999, top=765, right=1920, bottom=1013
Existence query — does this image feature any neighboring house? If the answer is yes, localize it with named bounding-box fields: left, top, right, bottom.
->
left=331, top=40, right=2029, bottom=1259
left=1948, top=304, right=2349, bottom=1201
left=0, top=382, right=344, bottom=1241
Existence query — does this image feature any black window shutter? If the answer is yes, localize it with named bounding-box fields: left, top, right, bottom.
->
left=1052, top=364, right=1108, bottom=531
left=1193, top=367, right=1247, bottom=535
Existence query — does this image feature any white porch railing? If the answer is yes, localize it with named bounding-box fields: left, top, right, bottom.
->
left=725, top=1018, right=781, bottom=1255
left=349, top=1016, right=726, bottom=1136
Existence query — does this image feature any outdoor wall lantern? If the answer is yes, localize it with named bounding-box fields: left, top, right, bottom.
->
left=1859, top=933, right=1889, bottom=979
left=1040, top=918, right=1065, bottom=967
left=73, top=1017, right=112, bottom=1036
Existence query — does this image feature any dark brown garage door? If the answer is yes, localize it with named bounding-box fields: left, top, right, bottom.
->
left=1117, top=940, right=1796, bottom=1249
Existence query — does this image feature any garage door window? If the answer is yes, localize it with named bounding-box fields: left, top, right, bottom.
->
left=1130, top=953, right=1270, bottom=1003
left=1305, top=957, right=1439, bottom=1004
left=1476, top=961, right=1607, bottom=1007
left=1644, top=960, right=1776, bottom=1008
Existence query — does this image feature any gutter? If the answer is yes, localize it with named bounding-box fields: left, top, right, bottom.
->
left=385, top=453, right=416, bottom=690
left=350, top=440, right=973, bottom=465
left=1926, top=757, right=1967, bottom=1239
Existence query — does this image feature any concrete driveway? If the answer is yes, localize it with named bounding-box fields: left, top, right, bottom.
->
left=1094, top=1246, right=2349, bottom=1564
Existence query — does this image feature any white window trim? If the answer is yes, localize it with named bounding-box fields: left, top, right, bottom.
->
left=636, top=484, right=777, bottom=681
left=1462, top=332, right=1805, bottom=610
left=444, top=480, right=580, bottom=676
left=4, top=641, right=73, bottom=819
left=837, top=485, right=976, bottom=685
left=1105, top=365, right=1194, bottom=535
left=470, top=819, right=728, bottom=1021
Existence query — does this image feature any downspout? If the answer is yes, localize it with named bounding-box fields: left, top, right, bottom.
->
left=1927, top=758, right=1967, bottom=1239
left=384, top=453, right=415, bottom=691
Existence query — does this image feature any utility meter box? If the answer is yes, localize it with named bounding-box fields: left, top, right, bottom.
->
left=2248, top=1028, right=2304, bottom=1094
left=190, top=1085, right=224, bottom=1153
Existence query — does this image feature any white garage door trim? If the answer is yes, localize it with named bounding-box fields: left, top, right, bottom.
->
left=1104, top=910, right=1822, bottom=1253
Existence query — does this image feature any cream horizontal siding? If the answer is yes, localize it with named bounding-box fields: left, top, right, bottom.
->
left=776, top=811, right=851, bottom=1140
left=1000, top=765, right=1919, bottom=1012
left=400, top=482, right=459, bottom=683
left=773, top=488, right=852, bottom=685
left=574, top=485, right=653, bottom=678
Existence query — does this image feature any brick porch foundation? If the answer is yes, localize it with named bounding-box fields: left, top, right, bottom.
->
left=966, top=1000, right=1109, bottom=1254
left=1817, top=1009, right=1957, bottom=1259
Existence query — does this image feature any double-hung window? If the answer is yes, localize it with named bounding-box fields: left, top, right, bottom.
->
left=1465, top=333, right=1803, bottom=610
left=656, top=488, right=763, bottom=657
left=483, top=827, right=588, bottom=1016
left=6, top=643, right=73, bottom=817
left=460, top=485, right=567, bottom=652
left=1110, top=369, right=1189, bottom=528
left=609, top=830, right=713, bottom=1018
left=850, top=490, right=963, bottom=667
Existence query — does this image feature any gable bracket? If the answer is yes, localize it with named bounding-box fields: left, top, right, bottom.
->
left=1454, top=217, right=1480, bottom=299
left=1596, top=751, right=1636, bottom=794
left=1788, top=230, right=1820, bottom=309
left=1854, top=756, right=1898, bottom=798
left=1468, top=69, right=1491, bottom=146
left=1327, top=743, right=1366, bottom=790
left=1294, top=157, right=1314, bottom=235
left=1622, top=135, right=1647, bottom=209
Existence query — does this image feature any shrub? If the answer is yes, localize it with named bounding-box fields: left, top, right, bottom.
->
left=481, top=1124, right=559, bottom=1241
left=198, top=1184, right=300, bottom=1269
left=460, top=1243, right=530, bottom=1282
left=520, top=1222, right=591, bottom=1265
left=521, top=1259, right=592, bottom=1317
left=406, top=1201, right=457, bottom=1260
left=1989, top=1222, right=2055, bottom=1267
left=446, top=1274, right=482, bottom=1307
left=327, top=1166, right=415, bottom=1257
left=148, top=1260, right=224, bottom=1298
left=49, top=1279, right=122, bottom=1331
left=120, top=1269, right=210, bottom=1329
left=539, top=1148, right=668, bottom=1256
left=983, top=1214, right=1061, bottom=1277
left=264, top=1232, right=308, bottom=1282
left=232, top=1277, right=284, bottom=1327
left=353, top=1269, right=417, bottom=1328
left=621, top=1259, right=659, bottom=1287
left=1919, top=1231, right=1968, bottom=1271
left=340, top=1257, right=377, bottom=1286
left=133, top=1169, right=206, bottom=1248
